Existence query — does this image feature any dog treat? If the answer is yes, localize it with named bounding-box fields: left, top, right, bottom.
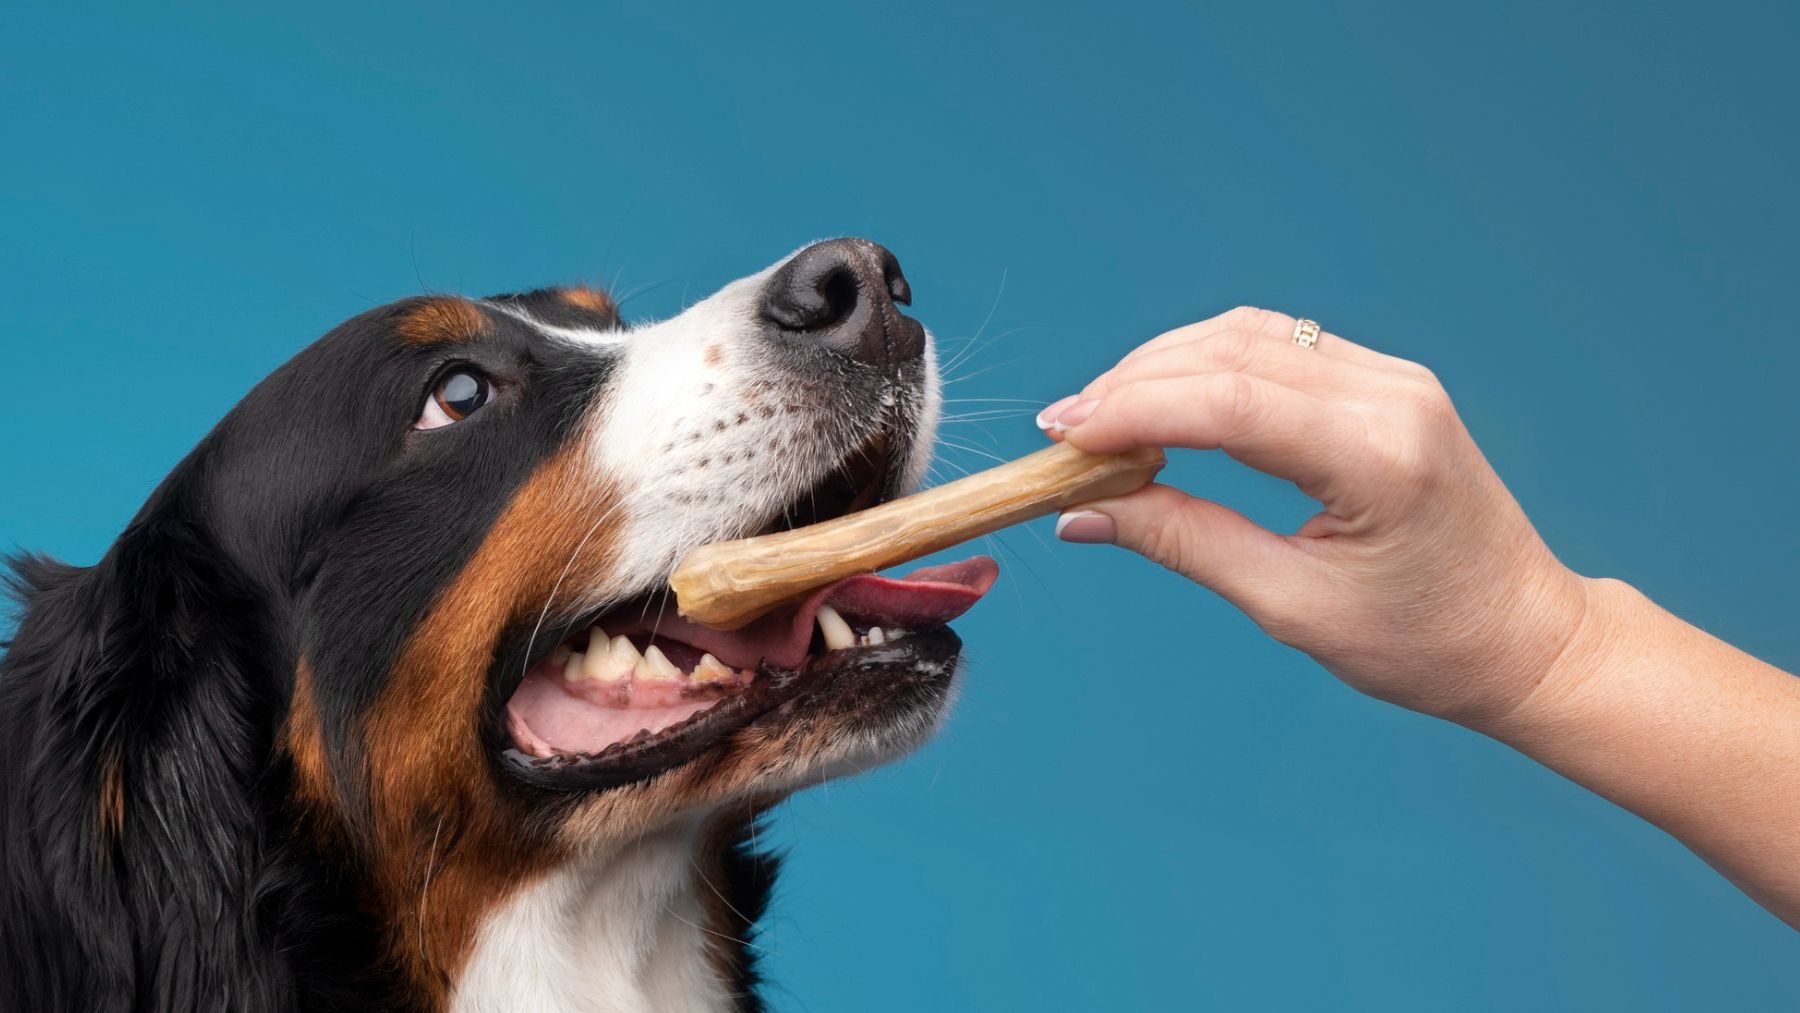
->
left=670, top=442, right=1166, bottom=629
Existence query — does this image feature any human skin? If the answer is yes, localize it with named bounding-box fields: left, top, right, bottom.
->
left=1039, top=307, right=1800, bottom=927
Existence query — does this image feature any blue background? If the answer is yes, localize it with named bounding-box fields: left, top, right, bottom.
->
left=4, top=2, right=1797, bottom=1009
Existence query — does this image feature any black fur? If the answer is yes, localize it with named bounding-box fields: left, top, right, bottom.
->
left=715, top=819, right=781, bottom=1013
left=0, top=470, right=383, bottom=1010
left=0, top=288, right=798, bottom=1011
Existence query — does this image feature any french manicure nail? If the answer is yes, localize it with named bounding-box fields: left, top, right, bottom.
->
left=1035, top=395, right=1080, bottom=430
left=1054, top=510, right=1116, bottom=544
left=1048, top=398, right=1099, bottom=432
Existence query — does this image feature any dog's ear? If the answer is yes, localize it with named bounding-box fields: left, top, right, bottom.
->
left=0, top=500, right=288, bottom=1012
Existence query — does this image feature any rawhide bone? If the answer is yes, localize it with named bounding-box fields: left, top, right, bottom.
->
left=670, top=441, right=1166, bottom=630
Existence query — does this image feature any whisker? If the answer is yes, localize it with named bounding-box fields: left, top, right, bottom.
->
left=607, top=259, right=633, bottom=303
left=941, top=322, right=1048, bottom=381
left=613, top=276, right=677, bottom=309
left=518, top=497, right=630, bottom=681
left=921, top=456, right=979, bottom=489
left=940, top=267, right=1008, bottom=375
left=410, top=233, right=429, bottom=295
left=943, top=354, right=1040, bottom=386
left=663, top=904, right=769, bottom=954
left=941, top=422, right=1008, bottom=446
left=690, top=854, right=760, bottom=932
left=646, top=584, right=674, bottom=644
left=594, top=197, right=639, bottom=289
left=416, top=816, right=445, bottom=967
left=940, top=409, right=1036, bottom=422
left=942, top=325, right=1044, bottom=383
left=981, top=532, right=1033, bottom=616
left=935, top=438, right=1011, bottom=467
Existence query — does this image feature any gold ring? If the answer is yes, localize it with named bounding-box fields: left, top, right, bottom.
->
left=1292, top=318, right=1321, bottom=349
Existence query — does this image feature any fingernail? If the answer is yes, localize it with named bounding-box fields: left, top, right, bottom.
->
left=1047, top=398, right=1099, bottom=433
left=1054, top=510, right=1116, bottom=544
left=1035, top=395, right=1080, bottom=431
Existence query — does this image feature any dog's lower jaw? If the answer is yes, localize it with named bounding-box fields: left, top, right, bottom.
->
left=450, top=816, right=744, bottom=1013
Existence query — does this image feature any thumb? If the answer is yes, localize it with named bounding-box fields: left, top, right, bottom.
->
left=1055, top=482, right=1308, bottom=619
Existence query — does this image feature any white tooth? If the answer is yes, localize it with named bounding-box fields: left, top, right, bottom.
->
left=563, top=651, right=587, bottom=681
left=693, top=653, right=734, bottom=683
left=578, top=628, right=620, bottom=681
left=865, top=626, right=885, bottom=645
left=549, top=643, right=573, bottom=666
left=598, top=635, right=642, bottom=682
left=640, top=644, right=682, bottom=681
left=586, top=625, right=609, bottom=652
left=816, top=605, right=855, bottom=651
left=581, top=642, right=620, bottom=682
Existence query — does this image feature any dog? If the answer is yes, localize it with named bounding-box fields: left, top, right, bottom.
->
left=0, top=238, right=998, bottom=1012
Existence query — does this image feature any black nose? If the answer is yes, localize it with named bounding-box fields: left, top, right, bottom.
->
left=759, top=238, right=923, bottom=364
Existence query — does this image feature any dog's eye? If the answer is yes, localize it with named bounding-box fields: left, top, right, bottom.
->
left=415, top=369, right=494, bottom=430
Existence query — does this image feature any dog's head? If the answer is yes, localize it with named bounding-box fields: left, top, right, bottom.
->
left=0, top=239, right=995, bottom=1009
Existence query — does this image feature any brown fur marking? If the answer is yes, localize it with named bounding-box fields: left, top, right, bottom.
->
left=397, top=299, right=491, bottom=345
left=97, top=752, right=125, bottom=844
left=559, top=285, right=615, bottom=316
left=284, top=659, right=333, bottom=814
left=361, top=445, right=623, bottom=1003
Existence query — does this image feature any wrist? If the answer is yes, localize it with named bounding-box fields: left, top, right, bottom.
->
left=1470, top=575, right=1640, bottom=746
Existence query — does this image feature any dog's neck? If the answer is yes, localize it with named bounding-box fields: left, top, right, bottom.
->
left=449, top=818, right=742, bottom=1013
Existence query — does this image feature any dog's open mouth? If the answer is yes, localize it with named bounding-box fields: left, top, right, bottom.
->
left=496, top=436, right=998, bottom=792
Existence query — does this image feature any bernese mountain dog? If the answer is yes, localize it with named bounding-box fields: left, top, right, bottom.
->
left=0, top=238, right=998, bottom=1012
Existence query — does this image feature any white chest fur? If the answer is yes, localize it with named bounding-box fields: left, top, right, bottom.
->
left=450, top=823, right=736, bottom=1013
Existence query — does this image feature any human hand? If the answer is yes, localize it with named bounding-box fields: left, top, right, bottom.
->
left=1040, top=307, right=1591, bottom=729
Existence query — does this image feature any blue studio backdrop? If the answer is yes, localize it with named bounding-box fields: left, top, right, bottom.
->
left=4, top=2, right=1798, bottom=1009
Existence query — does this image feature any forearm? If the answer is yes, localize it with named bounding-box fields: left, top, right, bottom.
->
left=1481, top=577, right=1800, bottom=925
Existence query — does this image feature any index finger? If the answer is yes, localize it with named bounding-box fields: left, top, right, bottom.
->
left=1060, top=373, right=1366, bottom=500
left=1110, top=306, right=1417, bottom=381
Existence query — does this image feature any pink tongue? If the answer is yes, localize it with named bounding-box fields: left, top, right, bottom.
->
left=817, top=556, right=999, bottom=625
left=650, top=555, right=999, bottom=670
